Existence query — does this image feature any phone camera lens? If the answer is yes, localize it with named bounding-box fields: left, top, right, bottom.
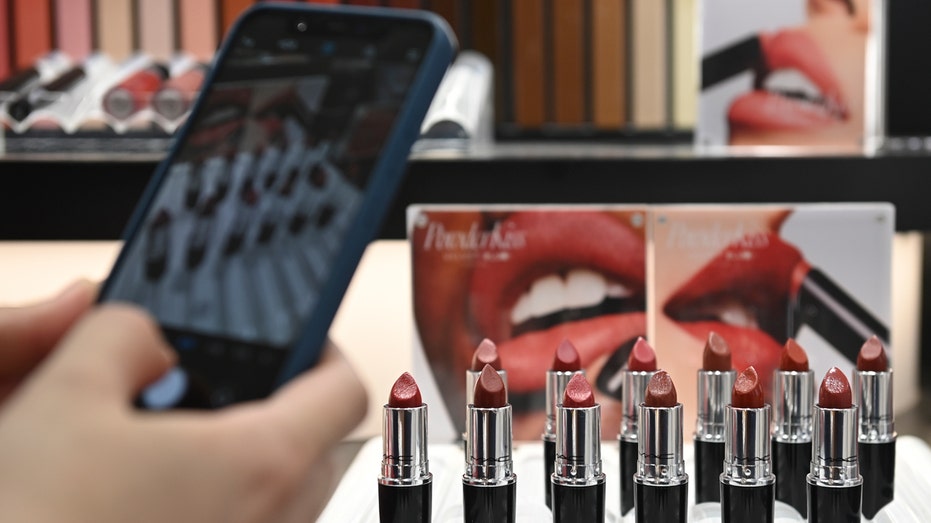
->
left=296, top=21, right=308, bottom=32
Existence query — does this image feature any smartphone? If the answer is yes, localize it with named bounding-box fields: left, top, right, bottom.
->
left=99, top=4, right=456, bottom=409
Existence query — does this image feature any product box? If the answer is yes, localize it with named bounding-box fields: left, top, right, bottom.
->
left=651, top=204, right=893, bottom=425
left=697, top=0, right=881, bottom=149
left=408, top=206, right=649, bottom=442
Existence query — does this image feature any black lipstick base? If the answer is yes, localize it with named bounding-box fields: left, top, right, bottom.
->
left=619, top=439, right=638, bottom=515
left=462, top=482, right=516, bottom=523
left=806, top=480, right=862, bottom=523
left=378, top=482, right=431, bottom=523
left=552, top=482, right=606, bottom=523
left=720, top=483, right=775, bottom=523
left=694, top=439, right=724, bottom=503
left=544, top=437, right=555, bottom=509
left=634, top=481, right=687, bottom=523
left=860, top=440, right=895, bottom=519
left=772, top=439, right=811, bottom=518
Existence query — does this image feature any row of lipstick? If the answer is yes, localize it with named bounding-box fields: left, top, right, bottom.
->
left=0, top=52, right=205, bottom=133
left=377, top=333, right=894, bottom=523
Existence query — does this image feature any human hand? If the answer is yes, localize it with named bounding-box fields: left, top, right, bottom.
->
left=0, top=300, right=366, bottom=523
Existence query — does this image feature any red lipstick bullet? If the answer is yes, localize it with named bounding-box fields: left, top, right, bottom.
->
left=619, top=337, right=658, bottom=516
left=543, top=339, right=583, bottom=509
left=721, top=366, right=776, bottom=523
left=379, top=373, right=432, bottom=523
left=807, top=367, right=862, bottom=523
left=854, top=336, right=895, bottom=519
left=464, top=339, right=506, bottom=443
left=551, top=374, right=605, bottom=523
left=694, top=331, right=735, bottom=504
left=634, top=371, right=687, bottom=523
left=463, top=365, right=516, bottom=523
left=771, top=338, right=814, bottom=517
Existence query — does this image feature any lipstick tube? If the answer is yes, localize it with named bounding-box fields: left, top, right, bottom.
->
left=463, top=366, right=506, bottom=442
left=619, top=369, right=655, bottom=515
left=378, top=402, right=431, bottom=522
left=693, top=368, right=735, bottom=503
left=552, top=397, right=605, bottom=522
left=635, top=403, right=687, bottom=522
left=720, top=404, right=775, bottom=523
left=807, top=404, right=862, bottom=523
left=771, top=369, right=813, bottom=517
left=855, top=368, right=895, bottom=519
left=543, top=368, right=581, bottom=508
left=462, top=402, right=516, bottom=523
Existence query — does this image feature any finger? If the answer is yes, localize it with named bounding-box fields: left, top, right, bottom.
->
left=0, top=280, right=97, bottom=377
left=36, top=304, right=176, bottom=402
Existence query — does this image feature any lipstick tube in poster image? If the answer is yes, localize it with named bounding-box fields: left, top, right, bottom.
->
left=543, top=339, right=583, bottom=509
left=464, top=339, right=507, bottom=444
left=463, top=365, right=516, bottom=523
left=551, top=373, right=605, bottom=523
left=720, top=366, right=775, bottom=523
left=379, top=373, right=432, bottom=523
left=807, top=367, right=862, bottom=523
left=693, top=331, right=735, bottom=504
left=771, top=339, right=814, bottom=518
left=619, top=337, right=658, bottom=516
left=854, top=336, right=894, bottom=520
left=634, top=371, right=687, bottom=523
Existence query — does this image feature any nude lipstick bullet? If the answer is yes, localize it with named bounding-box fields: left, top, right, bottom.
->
left=463, top=364, right=516, bottom=523
left=619, top=337, right=658, bottom=515
left=543, top=339, right=583, bottom=509
left=771, top=338, right=814, bottom=517
left=379, top=372, right=432, bottom=523
left=464, top=339, right=507, bottom=443
left=634, top=370, right=687, bottom=523
left=854, top=336, right=895, bottom=519
left=551, top=373, right=605, bottom=523
left=694, top=331, right=735, bottom=503
left=721, top=366, right=775, bottom=523
left=807, top=367, right=862, bottom=523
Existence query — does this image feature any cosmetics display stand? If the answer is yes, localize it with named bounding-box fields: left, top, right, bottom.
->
left=320, top=435, right=931, bottom=522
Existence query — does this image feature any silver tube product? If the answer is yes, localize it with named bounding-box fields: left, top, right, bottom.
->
left=721, top=404, right=775, bottom=523
left=635, top=403, right=687, bottom=522
left=462, top=403, right=516, bottom=523
left=552, top=397, right=605, bottom=522
left=378, top=401, right=431, bottom=522
left=855, top=368, right=894, bottom=520
left=693, top=368, right=735, bottom=503
left=771, top=369, right=814, bottom=517
left=619, top=369, right=656, bottom=515
left=543, top=368, right=582, bottom=508
left=807, top=403, right=862, bottom=522
left=463, top=367, right=506, bottom=442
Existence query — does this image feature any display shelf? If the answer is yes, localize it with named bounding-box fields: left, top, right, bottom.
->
left=2, top=144, right=931, bottom=241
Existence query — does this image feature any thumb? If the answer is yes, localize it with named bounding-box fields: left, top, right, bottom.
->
left=36, top=304, right=176, bottom=403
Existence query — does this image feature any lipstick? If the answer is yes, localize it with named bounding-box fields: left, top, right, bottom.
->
left=720, top=366, right=775, bottom=523
left=103, top=63, right=169, bottom=120
left=6, top=65, right=86, bottom=122
left=634, top=371, right=687, bottom=523
left=808, top=367, right=862, bottom=522
left=543, top=339, right=583, bottom=509
left=854, top=336, right=895, bottom=519
left=552, top=373, right=605, bottom=523
left=771, top=338, right=814, bottom=517
left=463, top=364, right=516, bottom=523
left=379, top=372, right=432, bottom=523
left=463, top=339, right=507, bottom=442
left=693, top=331, right=735, bottom=503
left=619, top=337, right=658, bottom=515
left=153, top=61, right=207, bottom=121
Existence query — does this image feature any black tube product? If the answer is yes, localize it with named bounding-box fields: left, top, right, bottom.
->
left=807, top=403, right=862, bottom=523
left=543, top=368, right=581, bottom=509
left=378, top=402, right=431, bottom=522
left=551, top=396, right=605, bottom=522
left=855, top=367, right=895, bottom=519
left=694, top=368, right=735, bottom=503
left=771, top=368, right=814, bottom=517
left=462, top=402, right=515, bottom=522
left=634, top=402, right=688, bottom=522
left=720, top=404, right=775, bottom=523
left=619, top=369, right=656, bottom=515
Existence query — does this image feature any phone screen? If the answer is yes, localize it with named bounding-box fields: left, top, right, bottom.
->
left=102, top=9, right=438, bottom=408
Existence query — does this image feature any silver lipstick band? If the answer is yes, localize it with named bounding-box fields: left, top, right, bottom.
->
left=620, top=371, right=655, bottom=442
left=636, top=403, right=687, bottom=486
left=810, top=405, right=861, bottom=487
left=722, top=405, right=775, bottom=487
left=554, top=404, right=604, bottom=487
left=854, top=370, right=895, bottom=442
left=379, top=404, right=431, bottom=486
left=545, top=370, right=582, bottom=437
left=695, top=370, right=736, bottom=442
left=464, top=405, right=515, bottom=486
left=772, top=370, right=814, bottom=443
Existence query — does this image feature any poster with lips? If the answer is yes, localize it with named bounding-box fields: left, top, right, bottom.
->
left=409, top=204, right=893, bottom=442
left=698, top=0, right=879, bottom=148
left=408, top=206, right=649, bottom=441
